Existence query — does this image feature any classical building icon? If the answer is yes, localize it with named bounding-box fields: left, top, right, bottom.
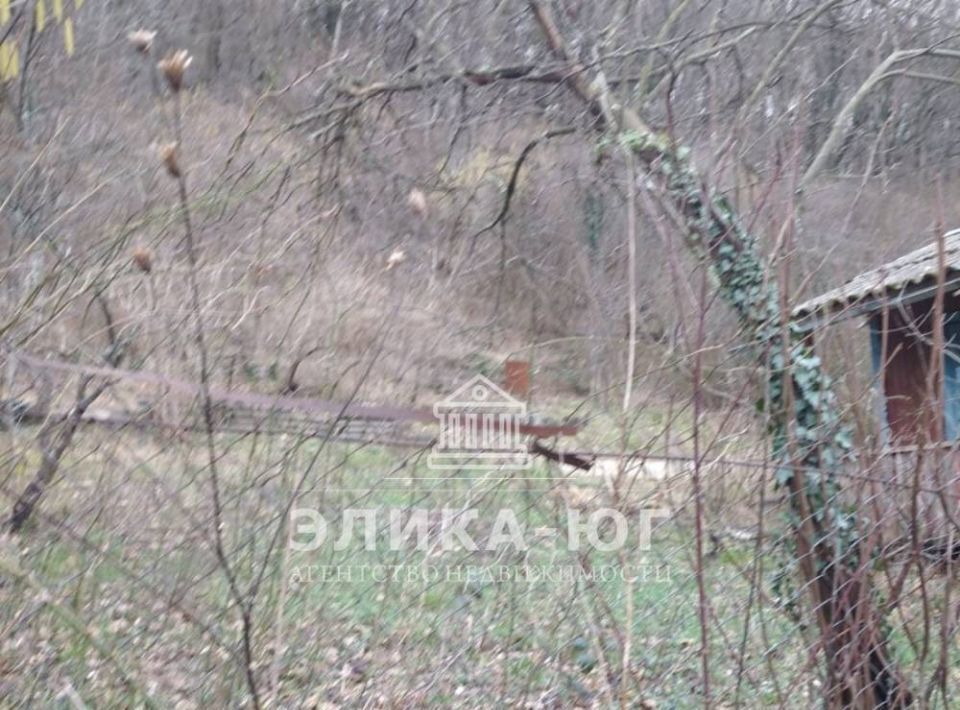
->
left=428, top=375, right=530, bottom=470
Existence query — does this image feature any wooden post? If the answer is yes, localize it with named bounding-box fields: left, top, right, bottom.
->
left=504, top=359, right=530, bottom=400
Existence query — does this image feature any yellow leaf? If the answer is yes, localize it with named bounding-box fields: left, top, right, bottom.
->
left=53, top=0, right=62, bottom=22
left=0, top=40, right=18, bottom=81
left=1, top=43, right=10, bottom=81
left=35, top=0, right=46, bottom=32
left=63, top=17, right=73, bottom=56
left=75, top=0, right=82, bottom=9
left=0, top=0, right=10, bottom=25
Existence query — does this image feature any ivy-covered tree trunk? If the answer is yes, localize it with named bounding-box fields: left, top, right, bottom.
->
left=529, top=2, right=910, bottom=706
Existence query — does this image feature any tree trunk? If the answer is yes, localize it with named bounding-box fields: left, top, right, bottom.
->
left=527, top=1, right=910, bottom=706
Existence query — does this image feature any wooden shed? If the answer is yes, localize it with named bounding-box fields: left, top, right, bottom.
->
left=794, top=231, right=960, bottom=445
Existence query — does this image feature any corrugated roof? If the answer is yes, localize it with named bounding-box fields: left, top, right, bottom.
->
left=792, top=229, right=960, bottom=326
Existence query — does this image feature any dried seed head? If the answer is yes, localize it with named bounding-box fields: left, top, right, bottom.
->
left=385, top=248, right=407, bottom=271
left=127, top=29, right=157, bottom=55
left=132, top=247, right=153, bottom=273
left=158, top=49, right=192, bottom=92
left=407, top=188, right=427, bottom=218
left=158, top=142, right=180, bottom=178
